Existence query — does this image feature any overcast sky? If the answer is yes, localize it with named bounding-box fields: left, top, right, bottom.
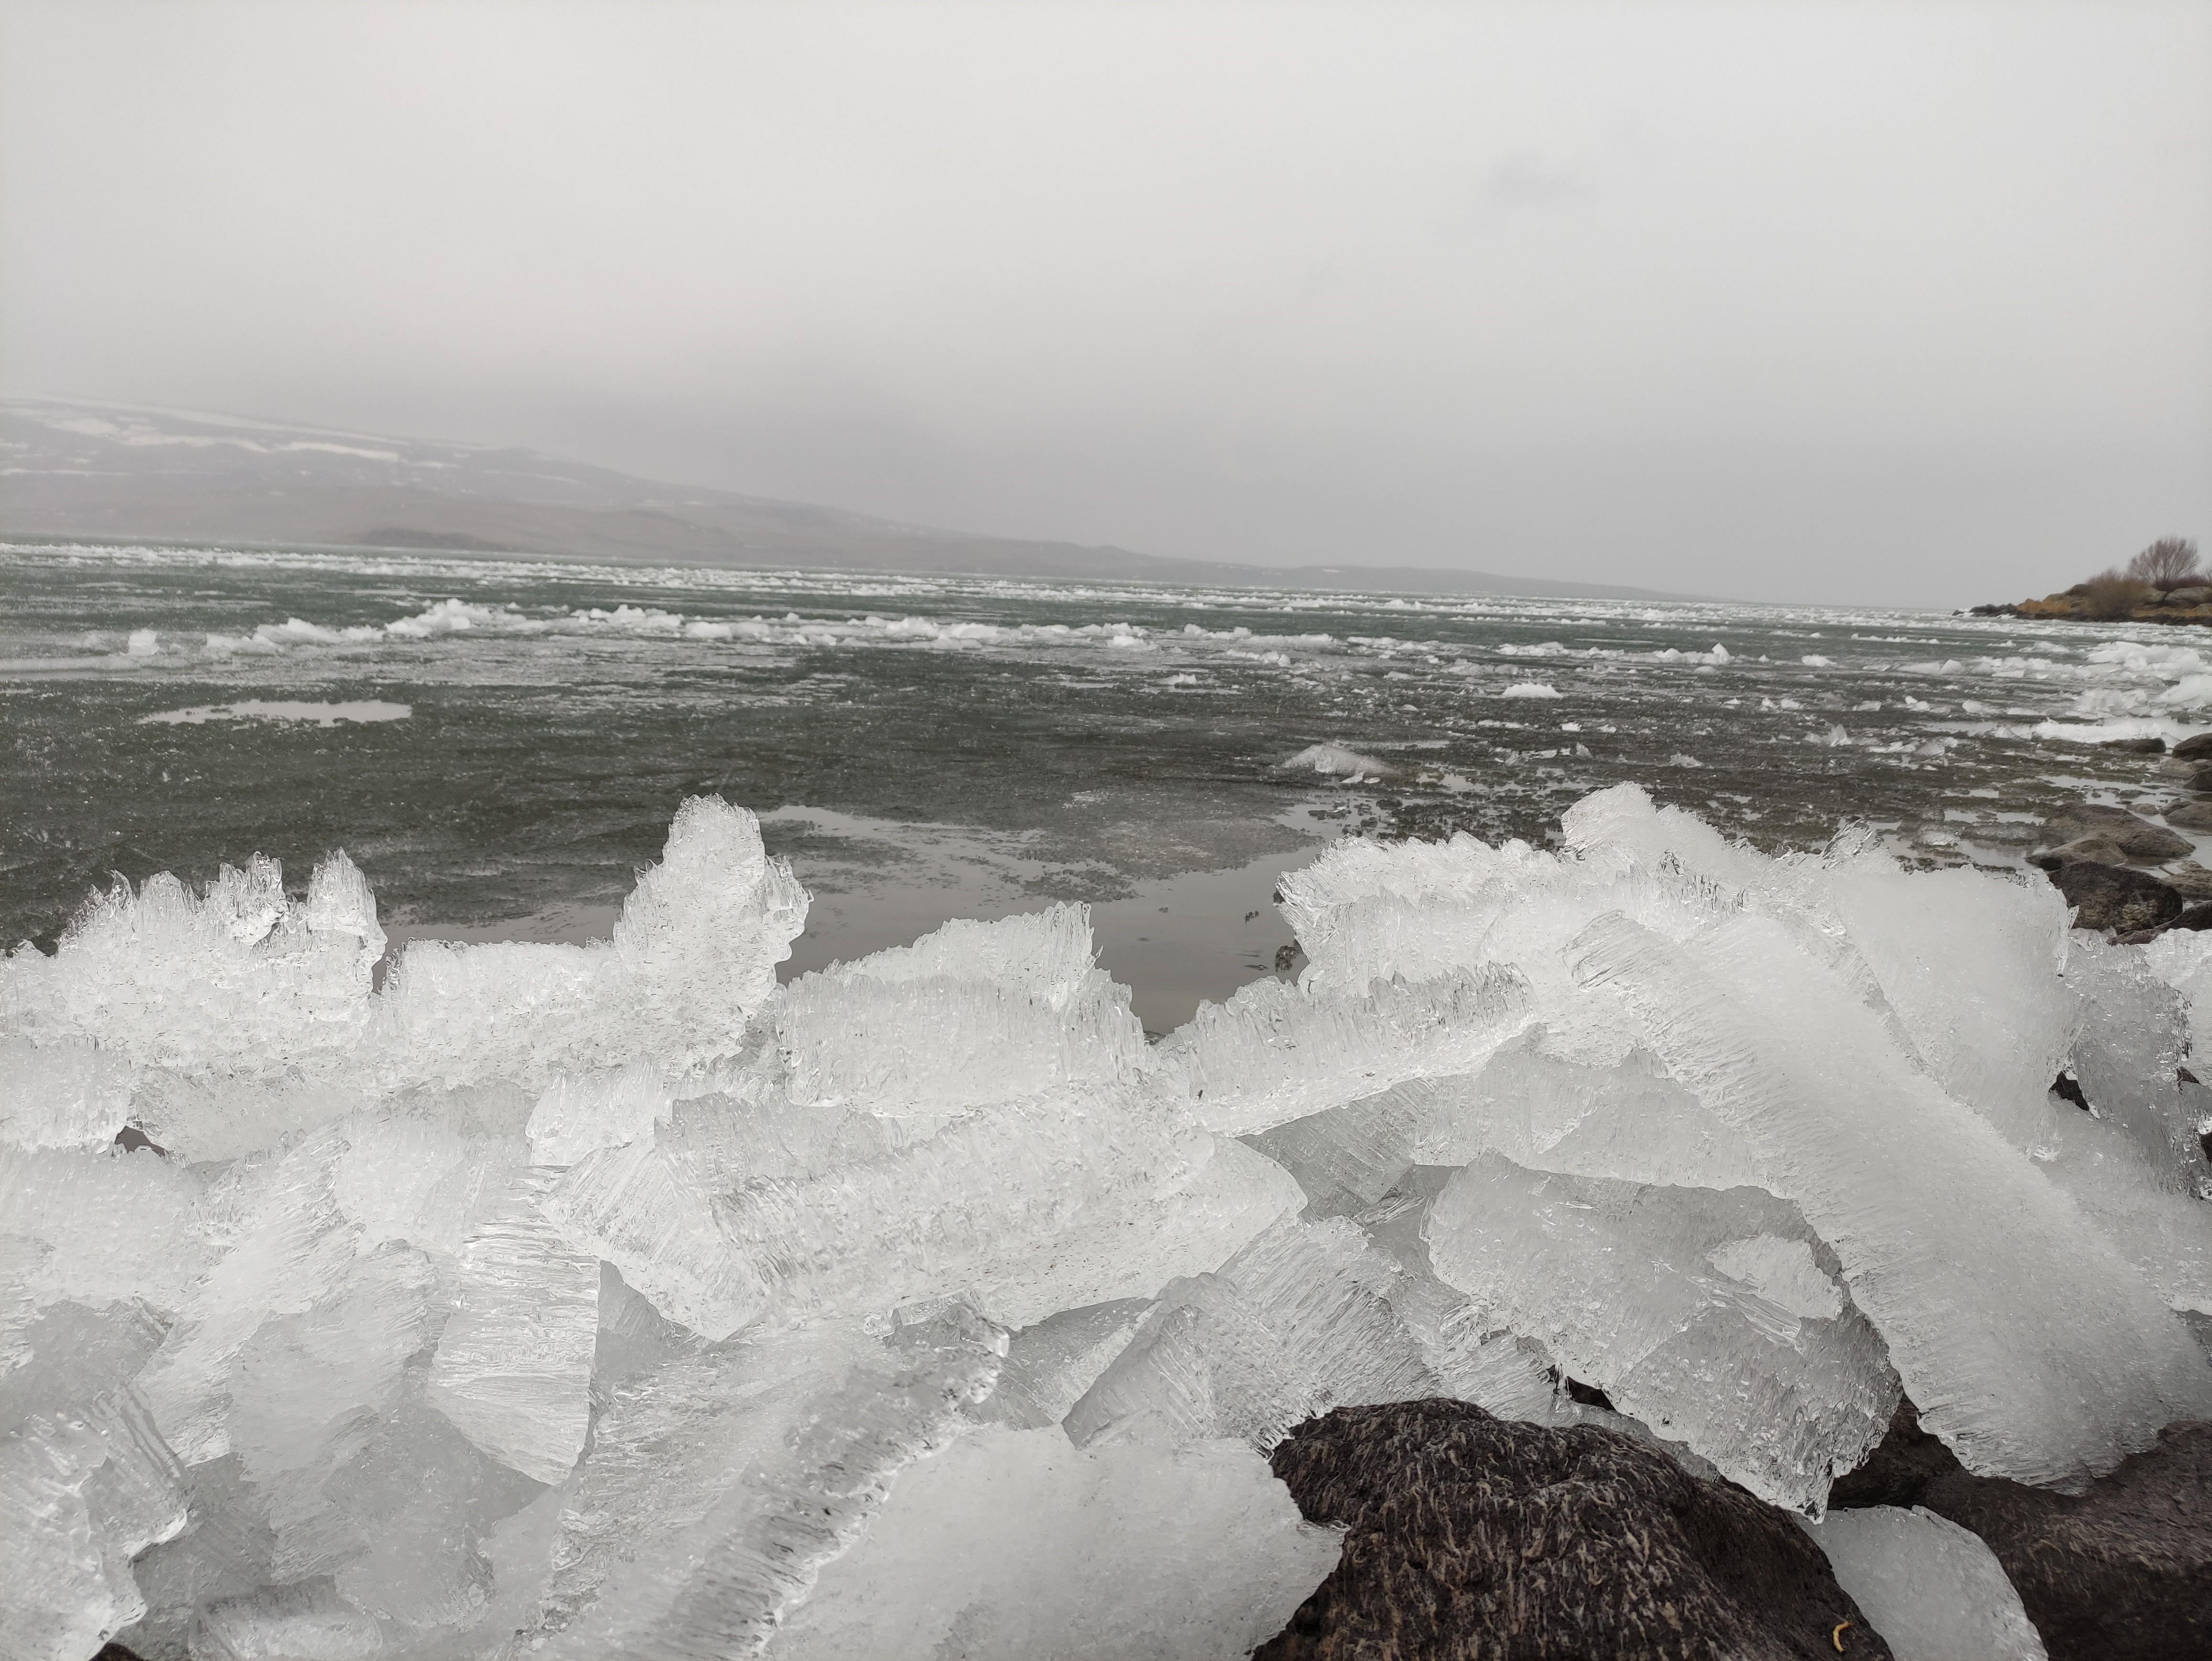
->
left=4, top=0, right=2207, bottom=605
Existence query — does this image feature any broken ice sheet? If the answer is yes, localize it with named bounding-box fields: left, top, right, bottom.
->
left=1572, top=908, right=2212, bottom=1491
left=776, top=904, right=1148, bottom=1124
left=521, top=1309, right=1003, bottom=1658
left=0, top=851, right=384, bottom=1072
left=0, top=1388, right=188, bottom=1661
left=373, top=797, right=807, bottom=1096
left=1066, top=1216, right=1437, bottom=1452
left=426, top=1169, right=600, bottom=1485
left=1803, top=1504, right=2047, bottom=1661
left=0, top=1035, right=135, bottom=1151
left=1425, top=1152, right=1899, bottom=1513
left=1245, top=1035, right=1765, bottom=1218
left=0, top=1144, right=205, bottom=1317
left=1162, top=965, right=1535, bottom=1136
left=768, top=1425, right=1344, bottom=1661
left=550, top=1084, right=1298, bottom=1339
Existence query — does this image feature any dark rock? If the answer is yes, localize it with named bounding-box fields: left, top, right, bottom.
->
left=2168, top=587, right=2212, bottom=609
left=2048, top=861, right=2183, bottom=932
left=2162, top=861, right=2212, bottom=902
left=1833, top=1402, right=2212, bottom=1661
left=2186, top=766, right=2212, bottom=794
left=2104, top=736, right=2168, bottom=753
left=1253, top=1398, right=1892, bottom=1661
left=2175, top=733, right=2212, bottom=761
left=2051, top=1071, right=2092, bottom=1111
left=2036, top=803, right=2192, bottom=862
left=1562, top=1376, right=1615, bottom=1411
left=2165, top=799, right=2212, bottom=832
left=2024, top=834, right=2129, bottom=871
left=2171, top=902, right=2212, bottom=932
left=1827, top=1399, right=1963, bottom=1509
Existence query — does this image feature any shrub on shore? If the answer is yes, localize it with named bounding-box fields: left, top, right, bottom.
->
left=2079, top=569, right=2153, bottom=619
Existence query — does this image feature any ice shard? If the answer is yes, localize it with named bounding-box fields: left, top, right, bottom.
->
left=1066, top=1217, right=1438, bottom=1451
left=0, top=1387, right=188, bottom=1661
left=1425, top=1152, right=1900, bottom=1511
left=1571, top=908, right=2212, bottom=1490
left=776, top=905, right=1147, bottom=1123
left=768, top=1426, right=1344, bottom=1661
left=425, top=1168, right=600, bottom=1484
left=1803, top=1505, right=2047, bottom=1661
left=520, top=1308, right=1003, bottom=1658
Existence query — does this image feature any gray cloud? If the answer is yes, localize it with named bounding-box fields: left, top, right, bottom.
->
left=2, top=0, right=2206, bottom=606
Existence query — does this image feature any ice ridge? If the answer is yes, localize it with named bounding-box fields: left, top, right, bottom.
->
left=2, top=783, right=2206, bottom=1657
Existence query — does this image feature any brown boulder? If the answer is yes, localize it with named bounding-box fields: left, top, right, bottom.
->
left=2024, top=835, right=2129, bottom=872
left=1832, top=1403, right=2212, bottom=1661
left=2165, top=800, right=2212, bottom=832
left=1254, top=1399, right=1891, bottom=1661
left=2035, top=803, right=2192, bottom=862
left=2161, top=861, right=2212, bottom=902
left=2048, top=862, right=2183, bottom=932
left=2172, top=732, right=2212, bottom=763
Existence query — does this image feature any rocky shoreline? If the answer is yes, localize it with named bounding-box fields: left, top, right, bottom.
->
left=1971, top=588, right=2212, bottom=626
left=2024, top=733, right=2212, bottom=939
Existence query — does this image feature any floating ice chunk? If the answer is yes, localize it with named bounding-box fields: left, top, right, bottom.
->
left=526, top=1060, right=671, bottom=1166
left=1426, top=1154, right=1898, bottom=1512
left=1500, top=680, right=1561, bottom=698
left=426, top=1170, right=599, bottom=1484
left=0, top=1036, right=134, bottom=1149
left=768, top=1426, right=1343, bottom=1661
left=1066, top=1217, right=1437, bottom=1452
left=777, top=905, right=1146, bottom=1122
left=1804, top=1505, right=2047, bottom=1660
left=0, top=1388, right=188, bottom=1661
left=1572, top=910, right=2212, bottom=1490
left=523, top=1309, right=1003, bottom=1657
left=1280, top=742, right=1393, bottom=777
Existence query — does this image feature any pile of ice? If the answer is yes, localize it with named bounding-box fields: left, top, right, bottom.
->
left=5, top=787, right=2210, bottom=1660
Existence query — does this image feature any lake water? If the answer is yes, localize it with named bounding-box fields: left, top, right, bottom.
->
left=8, top=540, right=2210, bottom=1030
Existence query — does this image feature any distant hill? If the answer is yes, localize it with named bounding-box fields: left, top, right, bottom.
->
left=0, top=397, right=1702, bottom=602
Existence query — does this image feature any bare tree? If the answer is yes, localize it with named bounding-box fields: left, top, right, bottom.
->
left=2125, top=536, right=2201, bottom=587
